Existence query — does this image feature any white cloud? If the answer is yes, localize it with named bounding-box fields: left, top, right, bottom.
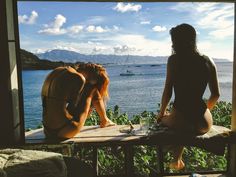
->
left=86, top=16, right=105, bottom=24
left=113, top=2, right=142, bottom=13
left=18, top=11, right=38, bottom=25
left=152, top=25, right=167, bottom=32
left=209, top=26, right=234, bottom=39
left=110, top=34, right=171, bottom=56
left=113, top=25, right=120, bottom=31
left=92, top=46, right=107, bottom=53
left=53, top=45, right=77, bottom=52
left=86, top=25, right=108, bottom=33
left=198, top=40, right=233, bottom=60
left=38, top=14, right=67, bottom=35
left=113, top=45, right=137, bottom=54
left=140, top=21, right=151, bottom=25
left=38, top=15, right=114, bottom=36
left=67, top=25, right=84, bottom=34
left=34, top=48, right=45, bottom=54
left=171, top=3, right=234, bottom=40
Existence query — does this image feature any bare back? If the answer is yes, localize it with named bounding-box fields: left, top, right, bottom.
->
left=162, top=53, right=215, bottom=135
left=41, top=67, right=85, bottom=130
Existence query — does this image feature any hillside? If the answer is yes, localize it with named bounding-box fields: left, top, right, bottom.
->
left=36, top=49, right=168, bottom=65
left=20, top=49, right=76, bottom=70
left=36, top=49, right=231, bottom=65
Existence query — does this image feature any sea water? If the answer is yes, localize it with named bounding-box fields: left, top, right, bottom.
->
left=22, top=62, right=233, bottom=129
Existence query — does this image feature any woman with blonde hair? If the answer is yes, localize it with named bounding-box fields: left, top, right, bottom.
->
left=157, top=24, right=220, bottom=170
left=42, top=63, right=115, bottom=139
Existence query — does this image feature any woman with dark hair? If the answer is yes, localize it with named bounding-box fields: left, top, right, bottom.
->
left=41, top=63, right=115, bottom=139
left=157, top=24, right=220, bottom=170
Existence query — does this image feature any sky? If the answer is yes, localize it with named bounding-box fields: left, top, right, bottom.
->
left=18, top=2, right=234, bottom=61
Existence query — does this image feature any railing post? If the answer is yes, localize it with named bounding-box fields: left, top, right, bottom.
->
left=229, top=2, right=236, bottom=177
left=93, top=147, right=98, bottom=177
left=124, top=145, right=134, bottom=177
left=157, top=146, right=164, bottom=176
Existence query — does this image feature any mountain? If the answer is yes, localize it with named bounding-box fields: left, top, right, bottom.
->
left=36, top=49, right=231, bottom=65
left=20, top=49, right=76, bottom=70
left=36, top=49, right=168, bottom=65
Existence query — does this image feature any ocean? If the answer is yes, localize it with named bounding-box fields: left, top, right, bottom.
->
left=22, top=62, right=233, bottom=129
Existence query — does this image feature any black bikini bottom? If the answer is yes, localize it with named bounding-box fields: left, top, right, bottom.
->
left=43, top=119, right=74, bottom=139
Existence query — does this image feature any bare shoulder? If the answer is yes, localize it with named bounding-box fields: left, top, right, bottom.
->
left=168, top=54, right=176, bottom=64
left=65, top=66, right=84, bottom=77
left=167, top=55, right=177, bottom=68
left=201, top=55, right=217, bottom=71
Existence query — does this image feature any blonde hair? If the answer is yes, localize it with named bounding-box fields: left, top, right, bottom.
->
left=75, top=63, right=110, bottom=101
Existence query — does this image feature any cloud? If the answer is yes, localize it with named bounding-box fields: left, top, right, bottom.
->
left=38, top=14, right=114, bottom=36
left=113, top=2, right=142, bottom=13
left=86, top=25, right=108, bottom=33
left=38, top=14, right=67, bottom=35
left=140, top=21, right=151, bottom=25
left=18, top=11, right=38, bottom=25
left=198, top=40, right=233, bottom=60
left=152, top=25, right=167, bottom=32
left=113, top=25, right=120, bottom=31
left=209, top=26, right=234, bottom=39
left=110, top=34, right=171, bottom=56
left=86, top=16, right=105, bottom=24
left=53, top=45, right=77, bottom=52
left=171, top=3, right=234, bottom=39
left=92, top=46, right=107, bottom=53
left=113, top=45, right=137, bottom=54
left=67, top=25, right=84, bottom=34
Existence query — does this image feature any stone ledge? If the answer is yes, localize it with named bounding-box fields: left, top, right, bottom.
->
left=0, top=149, right=67, bottom=177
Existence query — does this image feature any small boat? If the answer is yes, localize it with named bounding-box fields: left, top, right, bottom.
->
left=120, top=70, right=135, bottom=76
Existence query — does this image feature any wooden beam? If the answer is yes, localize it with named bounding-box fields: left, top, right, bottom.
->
left=229, top=2, right=236, bottom=177
left=0, top=0, right=15, bottom=145
left=231, top=2, right=236, bottom=134
left=0, top=0, right=24, bottom=145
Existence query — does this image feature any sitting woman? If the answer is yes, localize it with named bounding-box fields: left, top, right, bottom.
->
left=41, top=63, right=115, bottom=139
left=157, top=24, right=220, bottom=170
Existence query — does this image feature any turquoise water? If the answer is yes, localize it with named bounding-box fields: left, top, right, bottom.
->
left=22, top=62, right=233, bottom=129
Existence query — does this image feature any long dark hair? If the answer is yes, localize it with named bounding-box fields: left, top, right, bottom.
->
left=170, top=23, right=198, bottom=55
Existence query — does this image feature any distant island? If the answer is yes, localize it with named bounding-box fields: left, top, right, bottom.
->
left=20, top=49, right=79, bottom=70
left=20, top=49, right=232, bottom=70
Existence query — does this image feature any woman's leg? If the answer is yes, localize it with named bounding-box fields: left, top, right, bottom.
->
left=92, top=90, right=115, bottom=128
left=161, top=108, right=213, bottom=170
left=160, top=109, right=186, bottom=170
left=57, top=87, right=96, bottom=139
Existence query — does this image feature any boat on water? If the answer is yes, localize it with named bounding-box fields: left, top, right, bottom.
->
left=120, top=70, right=135, bottom=76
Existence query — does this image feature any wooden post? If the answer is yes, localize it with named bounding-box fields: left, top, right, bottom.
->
left=0, top=0, right=24, bottom=145
left=229, top=2, right=236, bottom=177
left=157, top=146, right=164, bottom=176
left=124, top=145, right=134, bottom=177
left=93, top=147, right=98, bottom=177
left=0, top=0, right=14, bottom=145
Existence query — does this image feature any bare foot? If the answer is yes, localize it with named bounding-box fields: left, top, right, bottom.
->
left=100, top=120, right=116, bottom=128
left=169, top=160, right=185, bottom=170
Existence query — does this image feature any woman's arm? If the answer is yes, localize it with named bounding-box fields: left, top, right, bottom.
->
left=206, top=58, right=220, bottom=110
left=157, top=57, right=174, bottom=120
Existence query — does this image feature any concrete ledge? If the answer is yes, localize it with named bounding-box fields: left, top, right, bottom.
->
left=0, top=149, right=67, bottom=177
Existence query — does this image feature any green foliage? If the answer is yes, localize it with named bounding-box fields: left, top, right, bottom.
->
left=211, top=101, right=232, bottom=129
left=98, top=147, right=125, bottom=175
left=78, top=101, right=232, bottom=176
